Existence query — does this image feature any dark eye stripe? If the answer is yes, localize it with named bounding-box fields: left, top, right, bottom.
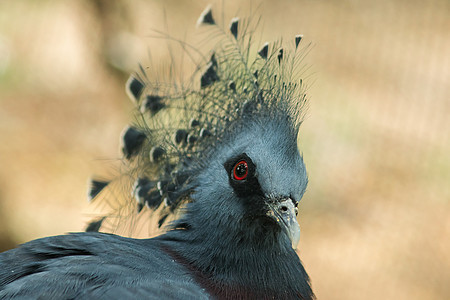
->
left=224, top=153, right=263, bottom=198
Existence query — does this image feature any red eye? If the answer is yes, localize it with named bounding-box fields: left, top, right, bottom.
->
left=233, top=160, right=248, bottom=181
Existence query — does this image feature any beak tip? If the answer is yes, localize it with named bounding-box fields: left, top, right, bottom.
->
left=267, top=197, right=301, bottom=249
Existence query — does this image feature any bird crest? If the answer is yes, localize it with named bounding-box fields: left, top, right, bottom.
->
left=87, top=6, right=310, bottom=237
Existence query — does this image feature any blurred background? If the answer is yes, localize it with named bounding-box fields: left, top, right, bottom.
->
left=0, top=0, right=448, bottom=299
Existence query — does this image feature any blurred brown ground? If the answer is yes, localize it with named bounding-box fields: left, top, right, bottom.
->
left=0, top=0, right=449, bottom=299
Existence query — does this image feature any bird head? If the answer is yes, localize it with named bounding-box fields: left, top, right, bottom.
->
left=85, top=7, right=314, bottom=298
left=185, top=112, right=307, bottom=250
left=87, top=7, right=311, bottom=250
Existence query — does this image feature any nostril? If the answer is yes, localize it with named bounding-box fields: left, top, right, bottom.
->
left=281, top=205, right=288, bottom=212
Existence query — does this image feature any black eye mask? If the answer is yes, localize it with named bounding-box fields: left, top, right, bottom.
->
left=224, top=153, right=264, bottom=198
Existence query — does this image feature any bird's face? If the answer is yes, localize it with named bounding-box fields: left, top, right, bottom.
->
left=192, top=115, right=307, bottom=249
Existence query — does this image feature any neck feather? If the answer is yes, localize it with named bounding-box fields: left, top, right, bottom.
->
left=159, top=215, right=313, bottom=299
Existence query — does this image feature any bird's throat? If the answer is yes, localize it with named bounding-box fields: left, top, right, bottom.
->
left=161, top=242, right=307, bottom=300
left=160, top=225, right=310, bottom=300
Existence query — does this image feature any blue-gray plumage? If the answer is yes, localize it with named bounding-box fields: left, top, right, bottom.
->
left=0, top=6, right=314, bottom=300
left=0, top=233, right=209, bottom=299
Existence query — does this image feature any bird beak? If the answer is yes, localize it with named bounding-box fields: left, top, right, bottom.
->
left=265, top=197, right=301, bottom=249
